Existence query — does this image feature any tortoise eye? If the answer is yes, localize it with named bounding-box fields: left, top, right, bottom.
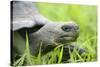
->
left=61, top=25, right=73, bottom=32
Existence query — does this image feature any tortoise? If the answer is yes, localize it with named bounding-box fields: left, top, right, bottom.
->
left=11, top=1, right=86, bottom=64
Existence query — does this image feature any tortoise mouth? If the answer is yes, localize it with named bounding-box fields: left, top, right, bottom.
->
left=55, top=34, right=79, bottom=44
left=60, top=35, right=76, bottom=38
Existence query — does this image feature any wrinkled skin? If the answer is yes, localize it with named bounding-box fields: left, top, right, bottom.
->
left=29, top=22, right=79, bottom=55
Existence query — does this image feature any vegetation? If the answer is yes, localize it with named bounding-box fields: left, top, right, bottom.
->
left=12, top=2, right=97, bottom=66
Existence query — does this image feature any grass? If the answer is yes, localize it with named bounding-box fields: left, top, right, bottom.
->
left=13, top=32, right=64, bottom=66
left=36, top=2, right=97, bottom=62
left=12, top=2, right=97, bottom=66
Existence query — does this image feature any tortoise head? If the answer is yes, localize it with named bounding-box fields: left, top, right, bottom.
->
left=34, top=21, right=79, bottom=45
left=54, top=22, right=79, bottom=44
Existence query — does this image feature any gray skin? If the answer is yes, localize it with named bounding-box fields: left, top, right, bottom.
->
left=12, top=1, right=85, bottom=63
left=29, top=22, right=79, bottom=55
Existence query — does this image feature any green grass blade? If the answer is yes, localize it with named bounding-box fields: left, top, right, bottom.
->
left=58, top=46, right=63, bottom=63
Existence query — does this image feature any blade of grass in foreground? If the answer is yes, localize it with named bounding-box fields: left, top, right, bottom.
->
left=25, top=32, right=33, bottom=65
left=13, top=52, right=26, bottom=66
left=58, top=46, right=63, bottom=63
left=36, top=41, right=43, bottom=64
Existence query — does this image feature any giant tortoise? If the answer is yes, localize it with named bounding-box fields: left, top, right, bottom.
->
left=11, top=1, right=85, bottom=64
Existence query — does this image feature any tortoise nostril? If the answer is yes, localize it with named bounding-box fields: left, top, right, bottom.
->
left=61, top=25, right=73, bottom=32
